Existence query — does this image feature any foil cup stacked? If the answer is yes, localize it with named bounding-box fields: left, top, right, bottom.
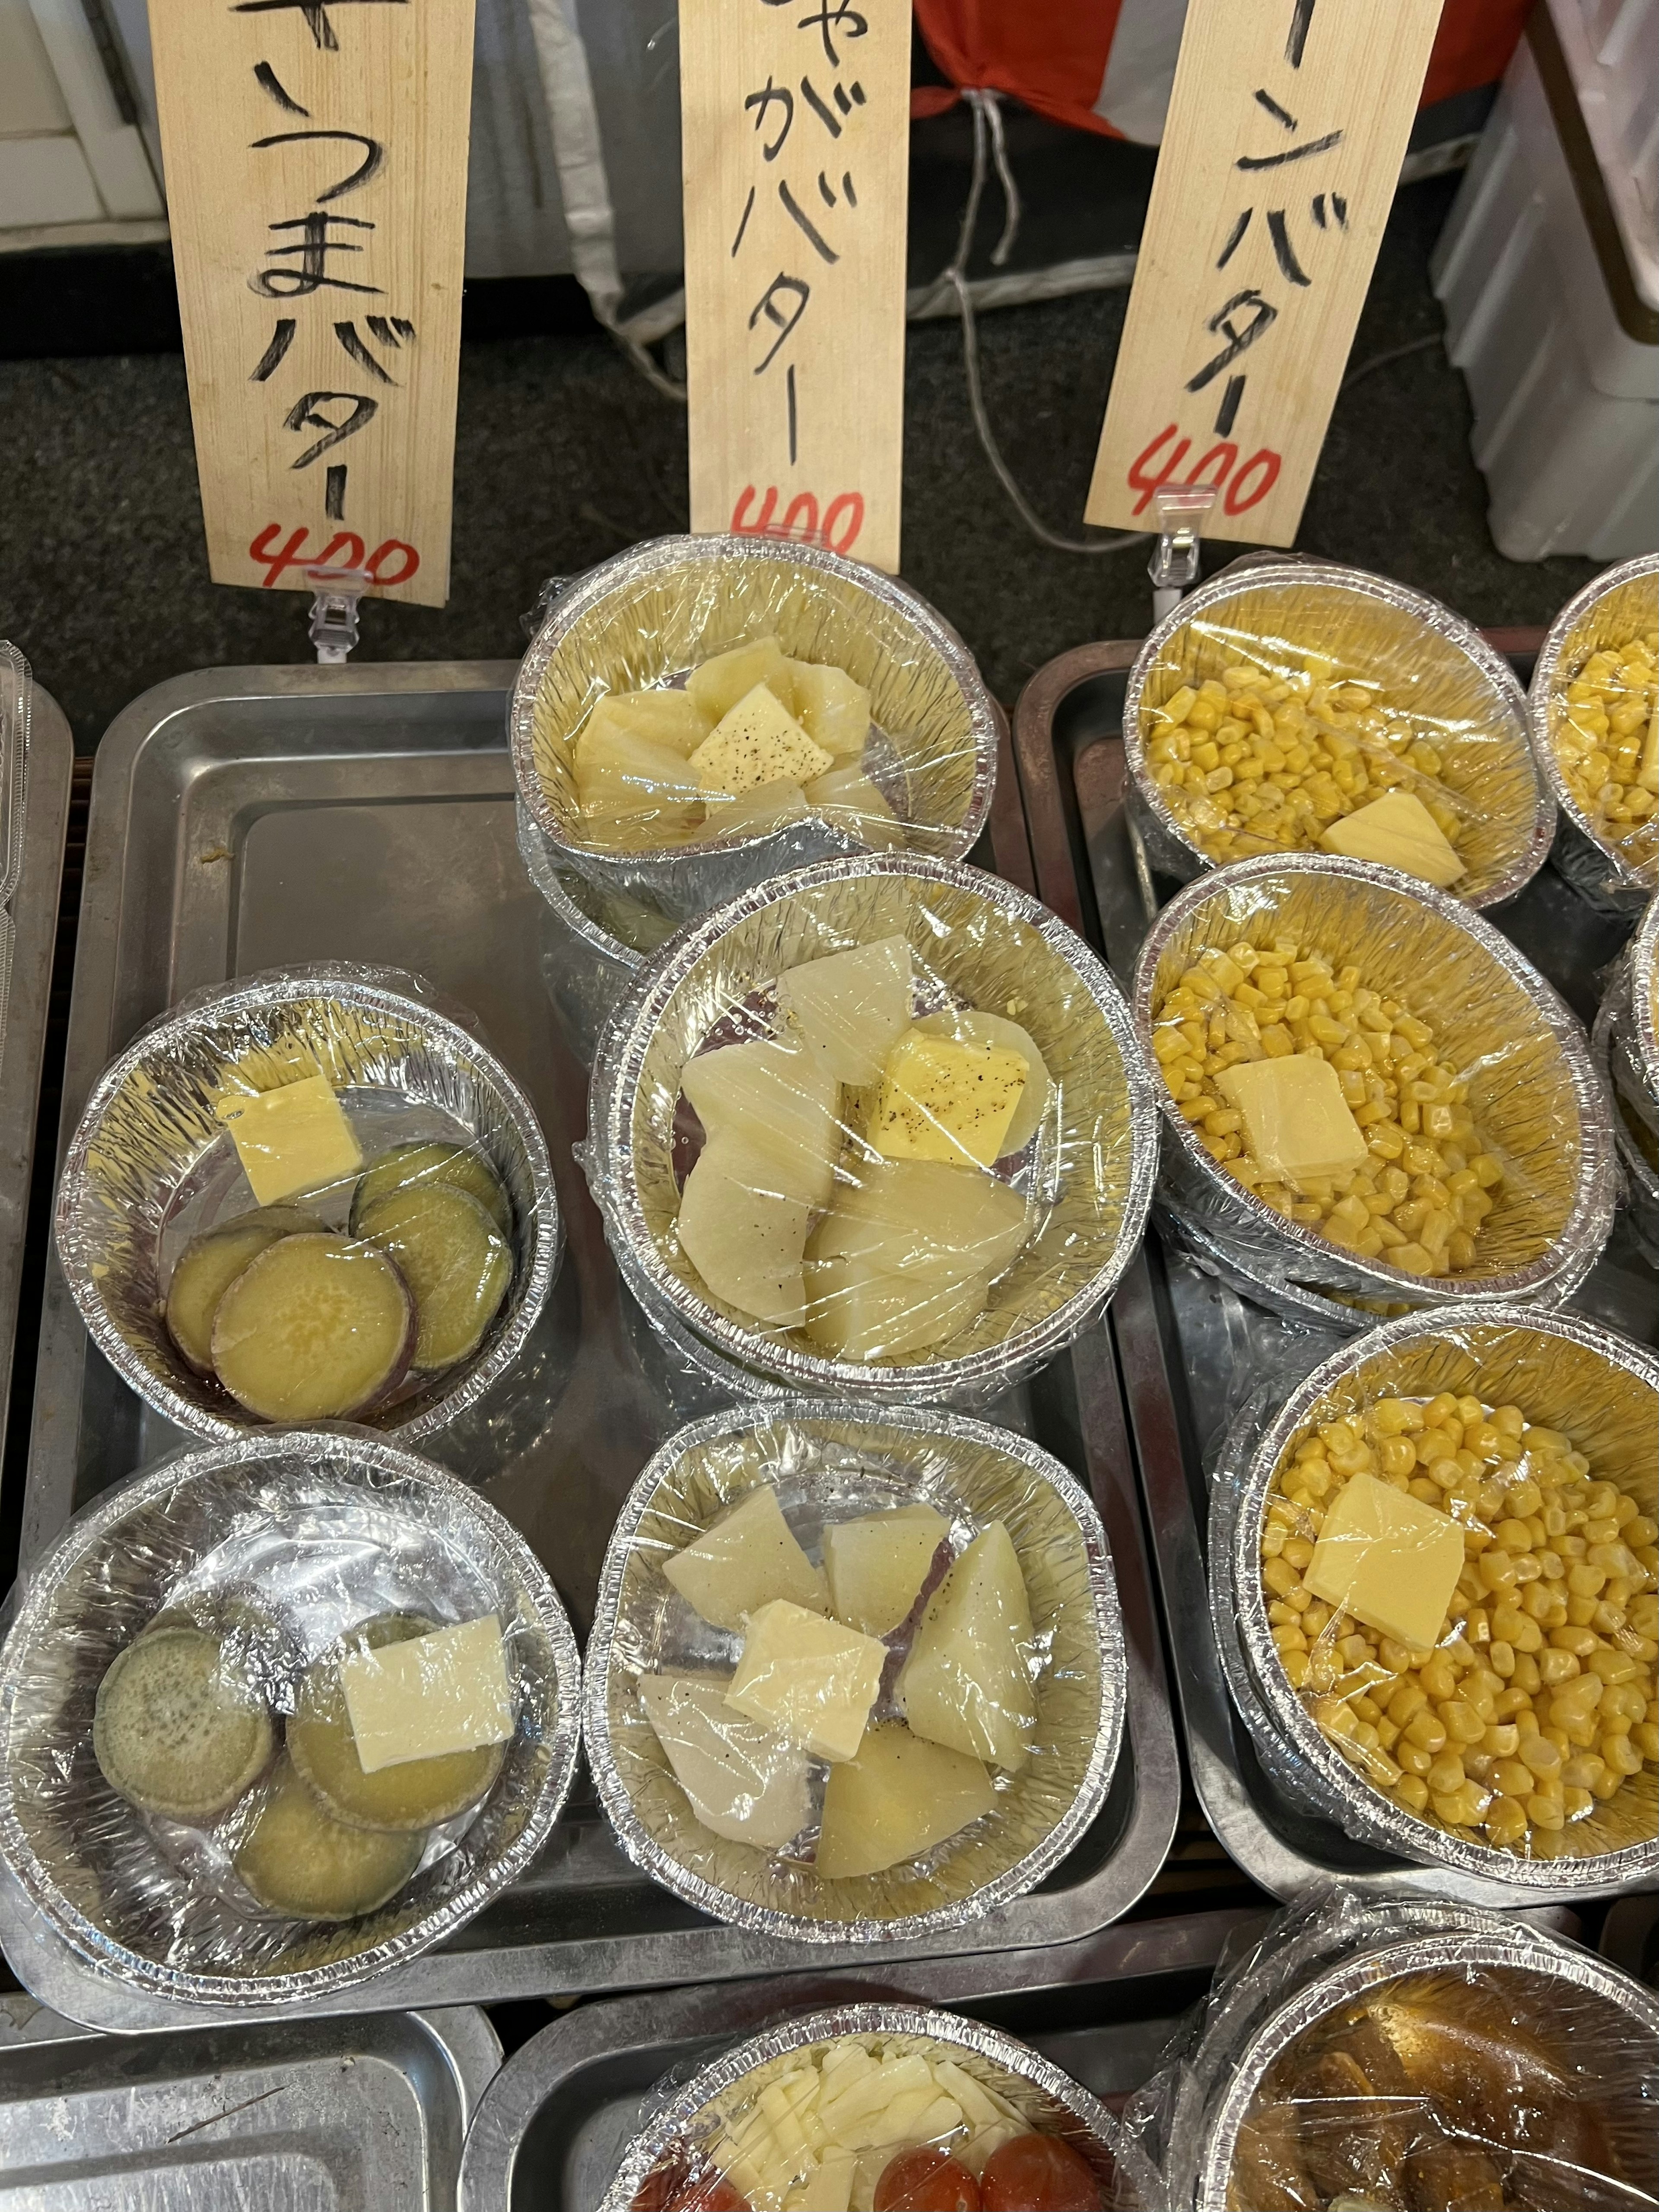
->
left=1212, top=1303, right=1659, bottom=1895
left=1122, top=559, right=1550, bottom=907
left=1529, top=555, right=1659, bottom=915
left=1190, top=1918, right=1659, bottom=2212
left=600, top=2002, right=1119, bottom=2212
left=512, top=533, right=999, bottom=923
left=584, top=1404, right=1126, bottom=1942
left=1592, top=896, right=1659, bottom=1264
left=1131, top=853, right=1617, bottom=1316
left=0, top=1431, right=582, bottom=2008
left=516, top=798, right=661, bottom=1068
left=585, top=852, right=1160, bottom=1410
left=54, top=963, right=560, bottom=1450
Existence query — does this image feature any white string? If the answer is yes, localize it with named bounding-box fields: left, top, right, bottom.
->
left=951, top=91, right=1148, bottom=557
left=983, top=89, right=1022, bottom=268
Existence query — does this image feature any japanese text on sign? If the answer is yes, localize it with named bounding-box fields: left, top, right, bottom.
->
left=1086, top=0, right=1441, bottom=547
left=148, top=0, right=475, bottom=603
left=680, top=0, right=909, bottom=572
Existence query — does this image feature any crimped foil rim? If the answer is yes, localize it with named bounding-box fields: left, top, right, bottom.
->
left=1224, top=1300, right=1659, bottom=1891
left=1195, top=1926, right=1659, bottom=2212
left=598, top=2000, right=1121, bottom=2212
left=0, top=1429, right=583, bottom=2007
left=1122, top=559, right=1550, bottom=909
left=1527, top=554, right=1659, bottom=901
left=1629, top=893, right=1659, bottom=1108
left=515, top=797, right=645, bottom=970
left=508, top=533, right=998, bottom=873
left=1130, top=851, right=1618, bottom=1304
left=583, top=1400, right=1128, bottom=1943
left=593, top=852, right=1160, bottom=1399
left=54, top=964, right=560, bottom=1446
left=1592, top=994, right=1659, bottom=1209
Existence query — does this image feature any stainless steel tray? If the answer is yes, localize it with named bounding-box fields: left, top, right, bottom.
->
left=1011, top=634, right=1659, bottom=1910
left=0, top=684, right=73, bottom=1479
left=457, top=1906, right=1258, bottom=2211
left=0, top=1986, right=499, bottom=2206
left=6, top=661, right=1179, bottom=2029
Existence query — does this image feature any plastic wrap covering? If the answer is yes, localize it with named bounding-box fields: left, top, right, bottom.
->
left=516, top=797, right=668, bottom=1066
left=1210, top=1303, right=1659, bottom=1891
left=1130, top=853, right=1616, bottom=1311
left=511, top=534, right=1000, bottom=923
left=0, top=1430, right=581, bottom=2007
left=584, top=1404, right=1125, bottom=1944
left=0, top=640, right=29, bottom=905
left=1126, top=1890, right=1659, bottom=2212
left=54, top=962, right=561, bottom=1449
left=1529, top=557, right=1659, bottom=915
left=582, top=854, right=1158, bottom=1409
left=603, top=2002, right=1121, bottom=2212
left=1122, top=563, right=1549, bottom=909
left=1591, top=910, right=1659, bottom=1268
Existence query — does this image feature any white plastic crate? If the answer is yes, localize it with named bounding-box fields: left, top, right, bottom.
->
left=1431, top=8, right=1657, bottom=562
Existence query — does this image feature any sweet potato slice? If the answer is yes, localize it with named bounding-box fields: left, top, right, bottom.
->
left=164, top=1206, right=321, bottom=1373
left=232, top=1754, right=424, bottom=1920
left=349, top=1140, right=511, bottom=1236
left=93, top=1625, right=274, bottom=1822
left=211, top=1233, right=414, bottom=1420
left=355, top=1184, right=512, bottom=1373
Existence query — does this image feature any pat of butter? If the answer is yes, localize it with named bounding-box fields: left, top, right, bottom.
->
left=1321, top=790, right=1465, bottom=887
left=341, top=1615, right=514, bottom=1773
left=869, top=1029, right=1028, bottom=1168
left=1304, top=1471, right=1465, bottom=1650
left=690, top=682, right=834, bottom=797
left=215, top=1069, right=362, bottom=1205
left=725, top=1599, right=886, bottom=1763
left=1217, top=1053, right=1368, bottom=1189
left=637, top=1672, right=811, bottom=1847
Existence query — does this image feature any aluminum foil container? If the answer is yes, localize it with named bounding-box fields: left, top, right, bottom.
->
left=54, top=963, right=561, bottom=1448
left=600, top=2001, right=1120, bottom=2212
left=510, top=533, right=999, bottom=922
left=587, top=852, right=1159, bottom=1407
left=1216, top=1302, right=1659, bottom=1892
left=1529, top=555, right=1659, bottom=915
left=516, top=798, right=660, bottom=1068
left=1610, top=892, right=1659, bottom=1137
left=617, top=1246, right=793, bottom=1425
left=0, top=1430, right=582, bottom=2008
left=585, top=1403, right=1125, bottom=1944
left=1122, top=561, right=1550, bottom=908
left=1194, top=1925, right=1659, bottom=2212
left=1131, top=852, right=1617, bottom=1308
left=1592, top=991, right=1659, bottom=1268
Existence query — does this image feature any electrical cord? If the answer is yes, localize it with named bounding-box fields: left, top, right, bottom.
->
left=1340, top=331, right=1442, bottom=394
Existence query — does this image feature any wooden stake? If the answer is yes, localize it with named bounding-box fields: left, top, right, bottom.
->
left=1085, top=0, right=1441, bottom=547
left=148, top=0, right=476, bottom=605
left=679, top=0, right=910, bottom=572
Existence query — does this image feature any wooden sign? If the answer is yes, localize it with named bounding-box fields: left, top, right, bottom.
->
left=679, top=0, right=910, bottom=572
left=1085, top=0, right=1441, bottom=546
left=148, top=0, right=476, bottom=605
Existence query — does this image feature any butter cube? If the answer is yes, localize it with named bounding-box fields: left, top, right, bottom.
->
left=788, top=660, right=871, bottom=756
left=690, top=684, right=833, bottom=797
left=1216, top=1052, right=1368, bottom=1189
left=686, top=635, right=794, bottom=722
left=662, top=1484, right=828, bottom=1631
left=1321, top=790, right=1465, bottom=887
left=869, top=1029, right=1028, bottom=1168
left=636, top=1672, right=811, bottom=1847
left=340, top=1614, right=514, bottom=1773
left=725, top=1599, right=886, bottom=1763
left=1304, top=1470, right=1465, bottom=1650
left=215, top=1067, right=362, bottom=1205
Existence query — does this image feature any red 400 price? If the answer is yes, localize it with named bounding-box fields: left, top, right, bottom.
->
left=248, top=525, right=421, bottom=588
left=1127, top=425, right=1282, bottom=518
left=730, top=485, right=865, bottom=554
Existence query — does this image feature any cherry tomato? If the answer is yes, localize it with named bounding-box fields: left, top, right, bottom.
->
left=874, top=2146, right=982, bottom=2212
left=979, top=2133, right=1104, bottom=2212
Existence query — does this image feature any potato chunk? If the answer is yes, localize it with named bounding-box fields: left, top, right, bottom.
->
left=804, top=1251, right=990, bottom=1363
left=815, top=1723, right=995, bottom=1877
left=686, top=635, right=794, bottom=721
left=897, top=1521, right=1036, bottom=1771
left=637, top=1671, right=812, bottom=1847
left=211, top=1233, right=415, bottom=1421
left=823, top=1505, right=947, bottom=1636
left=662, top=1484, right=828, bottom=1630
left=702, top=776, right=811, bottom=840
left=806, top=764, right=905, bottom=849
left=776, top=936, right=914, bottom=1087
left=584, top=686, right=712, bottom=758
left=675, top=1138, right=812, bottom=1326
left=810, top=1159, right=1029, bottom=1281
left=788, top=661, right=871, bottom=756
left=680, top=1036, right=839, bottom=1208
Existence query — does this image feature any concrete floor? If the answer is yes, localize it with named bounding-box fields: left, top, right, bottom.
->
left=2, top=173, right=1600, bottom=750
